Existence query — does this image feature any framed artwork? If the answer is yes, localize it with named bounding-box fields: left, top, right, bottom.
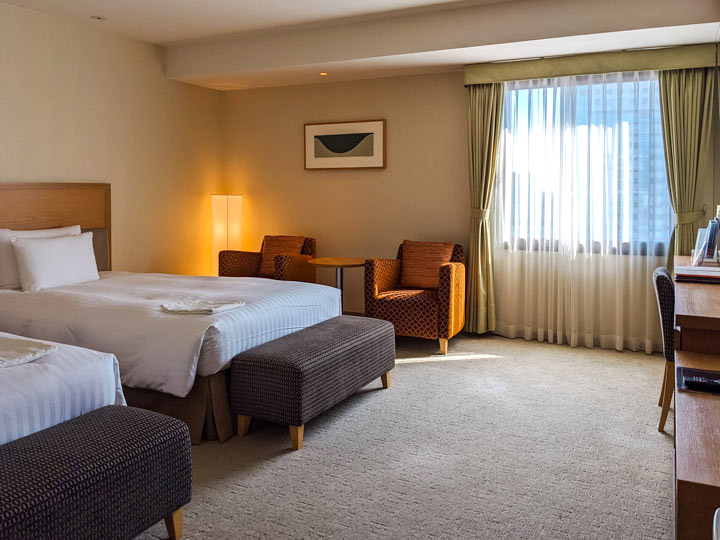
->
left=304, top=119, right=386, bottom=169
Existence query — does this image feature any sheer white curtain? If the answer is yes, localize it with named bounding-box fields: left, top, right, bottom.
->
left=493, top=71, right=673, bottom=353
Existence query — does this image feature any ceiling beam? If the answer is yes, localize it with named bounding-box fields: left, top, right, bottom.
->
left=166, top=0, right=720, bottom=89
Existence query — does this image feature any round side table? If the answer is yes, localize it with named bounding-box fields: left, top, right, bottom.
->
left=308, top=257, right=366, bottom=298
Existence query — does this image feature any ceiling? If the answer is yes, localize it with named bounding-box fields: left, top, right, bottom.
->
left=4, top=0, right=720, bottom=91
left=173, top=24, right=720, bottom=90
left=2, top=0, right=501, bottom=44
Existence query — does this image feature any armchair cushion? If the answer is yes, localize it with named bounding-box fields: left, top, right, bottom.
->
left=399, top=240, right=455, bottom=289
left=373, top=289, right=439, bottom=339
left=259, top=236, right=305, bottom=278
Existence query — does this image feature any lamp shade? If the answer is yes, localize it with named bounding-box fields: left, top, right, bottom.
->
left=211, top=194, right=242, bottom=275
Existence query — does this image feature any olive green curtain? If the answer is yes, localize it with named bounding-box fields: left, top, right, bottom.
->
left=659, top=67, right=715, bottom=272
left=464, top=43, right=716, bottom=85
left=466, top=83, right=504, bottom=334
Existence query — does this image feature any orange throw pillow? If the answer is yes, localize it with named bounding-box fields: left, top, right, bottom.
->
left=259, top=236, right=305, bottom=278
left=400, top=240, right=455, bottom=289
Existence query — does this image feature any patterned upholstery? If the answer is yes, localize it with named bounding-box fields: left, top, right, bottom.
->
left=230, top=316, right=395, bottom=427
left=275, top=254, right=315, bottom=282
left=365, top=243, right=465, bottom=341
left=0, top=405, right=191, bottom=540
left=372, top=288, right=439, bottom=339
left=219, top=250, right=262, bottom=277
left=653, top=267, right=675, bottom=363
left=219, top=236, right=316, bottom=282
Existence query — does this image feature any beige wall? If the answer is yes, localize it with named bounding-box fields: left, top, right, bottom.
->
left=0, top=3, right=222, bottom=276
left=221, top=72, right=470, bottom=312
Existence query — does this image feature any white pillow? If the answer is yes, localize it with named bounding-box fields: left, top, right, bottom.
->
left=10, top=232, right=99, bottom=292
left=0, top=225, right=81, bottom=289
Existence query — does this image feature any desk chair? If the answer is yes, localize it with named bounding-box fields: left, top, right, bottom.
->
left=653, top=267, right=675, bottom=432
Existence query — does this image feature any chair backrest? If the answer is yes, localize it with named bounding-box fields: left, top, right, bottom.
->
left=653, top=267, right=675, bottom=363
left=260, top=236, right=316, bottom=257
left=396, top=243, right=464, bottom=265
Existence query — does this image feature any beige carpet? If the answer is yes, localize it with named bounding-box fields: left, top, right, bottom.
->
left=137, top=334, right=674, bottom=540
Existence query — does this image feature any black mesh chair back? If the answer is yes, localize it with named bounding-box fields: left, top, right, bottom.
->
left=653, top=267, right=675, bottom=363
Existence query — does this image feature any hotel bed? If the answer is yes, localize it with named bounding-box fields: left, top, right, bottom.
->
left=0, top=332, right=125, bottom=445
left=0, top=271, right=340, bottom=398
left=0, top=182, right=341, bottom=443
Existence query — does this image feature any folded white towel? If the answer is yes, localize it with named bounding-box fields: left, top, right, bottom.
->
left=0, top=336, right=58, bottom=368
left=160, top=300, right=245, bottom=315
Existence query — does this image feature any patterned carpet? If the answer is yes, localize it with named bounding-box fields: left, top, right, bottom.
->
left=137, top=334, right=674, bottom=540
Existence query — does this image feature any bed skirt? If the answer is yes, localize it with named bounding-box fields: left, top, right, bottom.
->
left=123, top=371, right=232, bottom=445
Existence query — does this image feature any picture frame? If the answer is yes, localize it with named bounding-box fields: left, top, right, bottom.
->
left=304, top=119, right=386, bottom=170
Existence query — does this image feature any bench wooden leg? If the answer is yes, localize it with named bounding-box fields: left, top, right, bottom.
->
left=381, top=371, right=390, bottom=389
left=439, top=338, right=448, bottom=355
left=164, top=508, right=183, bottom=540
left=237, top=414, right=251, bottom=437
left=290, top=425, right=304, bottom=451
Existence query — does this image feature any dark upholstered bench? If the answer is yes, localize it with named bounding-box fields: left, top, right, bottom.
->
left=230, top=315, right=395, bottom=450
left=0, top=406, right=192, bottom=540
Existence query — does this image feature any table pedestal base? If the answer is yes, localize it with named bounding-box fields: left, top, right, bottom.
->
left=335, top=267, right=343, bottom=290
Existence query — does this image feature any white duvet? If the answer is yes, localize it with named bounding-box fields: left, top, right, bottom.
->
left=0, top=332, right=125, bottom=445
left=0, top=272, right=341, bottom=397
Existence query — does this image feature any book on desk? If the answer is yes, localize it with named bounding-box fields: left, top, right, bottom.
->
left=676, top=269, right=720, bottom=283
left=676, top=265, right=720, bottom=284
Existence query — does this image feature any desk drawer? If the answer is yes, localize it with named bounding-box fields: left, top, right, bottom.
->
left=678, top=328, right=720, bottom=355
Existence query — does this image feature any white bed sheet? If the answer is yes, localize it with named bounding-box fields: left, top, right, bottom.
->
left=0, top=272, right=341, bottom=397
left=0, top=332, right=125, bottom=445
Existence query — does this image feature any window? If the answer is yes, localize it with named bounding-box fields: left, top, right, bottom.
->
left=494, top=71, right=673, bottom=256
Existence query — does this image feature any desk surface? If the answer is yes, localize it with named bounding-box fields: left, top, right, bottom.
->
left=675, top=351, right=720, bottom=489
left=674, top=256, right=720, bottom=332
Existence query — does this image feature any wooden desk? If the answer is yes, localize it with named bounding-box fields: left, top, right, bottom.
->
left=675, top=351, right=720, bottom=540
left=674, top=256, right=720, bottom=354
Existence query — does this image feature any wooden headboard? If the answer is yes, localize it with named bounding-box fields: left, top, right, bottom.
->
left=0, top=182, right=112, bottom=269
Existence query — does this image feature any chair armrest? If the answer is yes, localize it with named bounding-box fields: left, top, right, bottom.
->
left=219, top=250, right=261, bottom=277
left=438, top=262, right=466, bottom=339
left=275, top=254, right=315, bottom=283
left=365, top=259, right=401, bottom=298
left=364, top=258, right=401, bottom=318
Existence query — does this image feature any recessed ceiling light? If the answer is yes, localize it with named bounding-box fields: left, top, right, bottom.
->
left=90, top=15, right=106, bottom=21
left=319, top=72, right=328, bottom=76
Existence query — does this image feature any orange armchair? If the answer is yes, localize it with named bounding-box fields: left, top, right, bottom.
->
left=219, top=236, right=316, bottom=283
left=365, top=242, right=465, bottom=354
